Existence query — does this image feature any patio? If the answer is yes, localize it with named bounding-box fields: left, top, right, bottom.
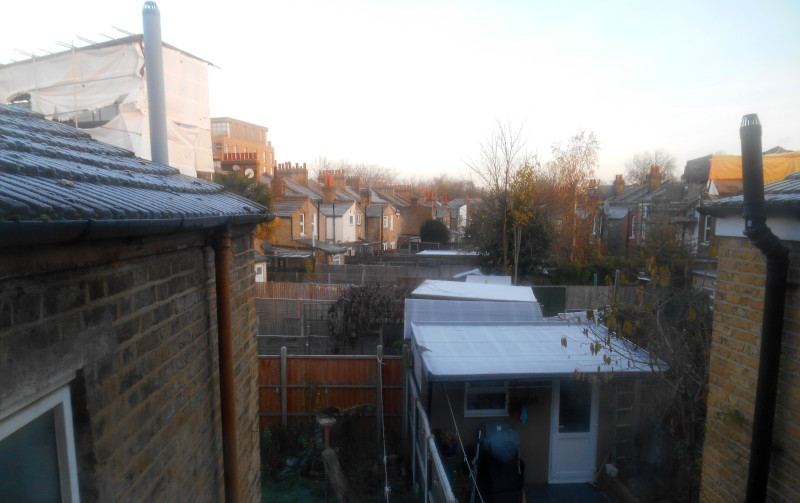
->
left=525, top=482, right=610, bottom=503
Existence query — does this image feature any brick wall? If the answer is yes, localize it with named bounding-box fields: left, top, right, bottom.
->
left=0, top=228, right=261, bottom=502
left=700, top=236, right=800, bottom=502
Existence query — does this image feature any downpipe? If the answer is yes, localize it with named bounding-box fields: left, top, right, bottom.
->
left=214, top=228, right=242, bottom=503
left=740, top=114, right=790, bottom=503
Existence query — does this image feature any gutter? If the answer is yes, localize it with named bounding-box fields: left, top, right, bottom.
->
left=739, top=114, right=791, bottom=503
left=0, top=214, right=269, bottom=248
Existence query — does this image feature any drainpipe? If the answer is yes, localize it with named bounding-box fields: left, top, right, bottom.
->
left=142, top=1, right=170, bottom=166
left=740, top=114, right=790, bottom=503
left=214, top=228, right=242, bottom=503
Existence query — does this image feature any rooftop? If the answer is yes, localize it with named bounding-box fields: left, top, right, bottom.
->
left=410, top=321, right=660, bottom=381
left=0, top=105, right=268, bottom=246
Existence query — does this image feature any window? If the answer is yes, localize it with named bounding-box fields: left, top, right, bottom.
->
left=254, top=265, right=265, bottom=282
left=349, top=215, right=354, bottom=225
left=464, top=382, right=508, bottom=417
left=702, top=215, right=713, bottom=243
left=356, top=214, right=362, bottom=225
left=629, top=216, right=637, bottom=240
left=383, top=216, right=389, bottom=228
left=390, top=215, right=394, bottom=231
left=0, top=386, right=80, bottom=502
left=212, top=121, right=230, bottom=137
left=299, top=213, right=306, bottom=236
left=312, top=214, right=318, bottom=236
left=332, top=254, right=340, bottom=265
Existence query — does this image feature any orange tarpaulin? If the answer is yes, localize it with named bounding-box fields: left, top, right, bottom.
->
left=709, top=151, right=800, bottom=183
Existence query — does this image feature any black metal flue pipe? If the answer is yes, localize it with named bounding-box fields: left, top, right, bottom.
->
left=740, top=114, right=790, bottom=503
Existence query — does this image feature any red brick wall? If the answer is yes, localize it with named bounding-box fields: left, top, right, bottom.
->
left=700, top=236, right=800, bottom=502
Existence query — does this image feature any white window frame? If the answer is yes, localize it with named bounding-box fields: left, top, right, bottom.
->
left=629, top=215, right=637, bottom=240
left=332, top=254, right=340, bottom=264
left=0, top=386, right=80, bottom=502
left=356, top=213, right=362, bottom=225
left=349, top=214, right=354, bottom=225
left=390, top=215, right=394, bottom=231
left=383, top=216, right=389, bottom=228
left=464, top=382, right=509, bottom=417
left=299, top=213, right=306, bottom=236
left=702, top=215, right=713, bottom=243
left=311, top=214, right=318, bottom=236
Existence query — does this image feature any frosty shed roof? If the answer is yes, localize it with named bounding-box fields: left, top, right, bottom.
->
left=404, top=298, right=544, bottom=339
left=410, top=321, right=660, bottom=381
left=412, top=279, right=537, bottom=303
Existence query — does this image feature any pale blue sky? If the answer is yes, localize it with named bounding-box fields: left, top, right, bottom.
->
left=2, top=0, right=798, bottom=182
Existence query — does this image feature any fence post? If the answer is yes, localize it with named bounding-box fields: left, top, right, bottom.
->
left=281, top=346, right=288, bottom=427
left=376, top=345, right=384, bottom=456
left=402, top=343, right=409, bottom=444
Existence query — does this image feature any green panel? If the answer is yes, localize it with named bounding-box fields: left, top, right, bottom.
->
left=532, top=286, right=566, bottom=317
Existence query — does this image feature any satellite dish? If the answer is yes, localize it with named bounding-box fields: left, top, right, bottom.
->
left=232, top=164, right=241, bottom=171
left=245, top=168, right=255, bottom=179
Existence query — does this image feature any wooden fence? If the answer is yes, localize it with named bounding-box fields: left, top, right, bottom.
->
left=255, top=282, right=348, bottom=300
left=258, top=349, right=404, bottom=426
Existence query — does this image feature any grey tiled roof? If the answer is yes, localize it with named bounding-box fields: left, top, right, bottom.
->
left=699, top=171, right=800, bottom=217
left=319, top=203, right=355, bottom=217
left=270, top=198, right=305, bottom=217
left=0, top=105, right=268, bottom=245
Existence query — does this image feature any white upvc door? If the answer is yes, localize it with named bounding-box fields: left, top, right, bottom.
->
left=548, top=379, right=599, bottom=483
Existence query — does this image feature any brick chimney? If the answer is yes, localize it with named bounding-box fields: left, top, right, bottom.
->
left=275, top=162, right=308, bottom=186
left=271, top=177, right=285, bottom=198
left=322, top=175, right=336, bottom=205
left=648, top=165, right=663, bottom=191
left=360, top=188, right=371, bottom=208
left=613, top=174, right=625, bottom=196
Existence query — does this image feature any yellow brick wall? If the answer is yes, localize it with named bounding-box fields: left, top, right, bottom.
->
left=700, top=236, right=800, bottom=502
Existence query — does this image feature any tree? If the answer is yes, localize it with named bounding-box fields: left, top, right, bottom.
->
left=625, top=149, right=677, bottom=185
left=310, top=156, right=398, bottom=187
left=327, top=284, right=410, bottom=342
left=466, top=121, right=530, bottom=273
left=213, top=171, right=275, bottom=241
left=540, top=129, right=601, bottom=264
left=419, top=218, right=449, bottom=244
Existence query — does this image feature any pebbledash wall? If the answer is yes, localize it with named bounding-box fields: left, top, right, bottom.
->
left=699, top=228, right=800, bottom=500
left=0, top=229, right=261, bottom=502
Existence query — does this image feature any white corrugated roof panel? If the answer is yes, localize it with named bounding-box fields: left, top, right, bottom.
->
left=412, top=279, right=537, bottom=303
left=465, top=275, right=512, bottom=285
left=410, top=321, right=661, bottom=381
left=404, top=299, right=544, bottom=339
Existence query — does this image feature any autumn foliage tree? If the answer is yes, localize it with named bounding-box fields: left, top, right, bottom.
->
left=538, top=129, right=602, bottom=264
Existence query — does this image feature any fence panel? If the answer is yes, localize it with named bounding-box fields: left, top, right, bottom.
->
left=258, top=353, right=403, bottom=426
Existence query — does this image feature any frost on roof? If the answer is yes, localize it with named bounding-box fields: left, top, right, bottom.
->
left=404, top=298, right=543, bottom=339
left=412, top=279, right=537, bottom=303
left=410, top=321, right=662, bottom=381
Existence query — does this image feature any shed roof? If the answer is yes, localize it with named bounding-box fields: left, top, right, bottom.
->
left=412, top=279, right=536, bottom=303
left=410, top=321, right=660, bottom=381
left=0, top=105, right=268, bottom=246
left=404, top=298, right=544, bottom=339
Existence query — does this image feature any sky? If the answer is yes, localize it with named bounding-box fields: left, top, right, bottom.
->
left=1, top=0, right=799, bottom=183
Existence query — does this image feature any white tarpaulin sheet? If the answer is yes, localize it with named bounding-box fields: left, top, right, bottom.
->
left=0, top=39, right=212, bottom=177
left=412, top=279, right=537, bottom=303
left=410, top=321, right=661, bottom=381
